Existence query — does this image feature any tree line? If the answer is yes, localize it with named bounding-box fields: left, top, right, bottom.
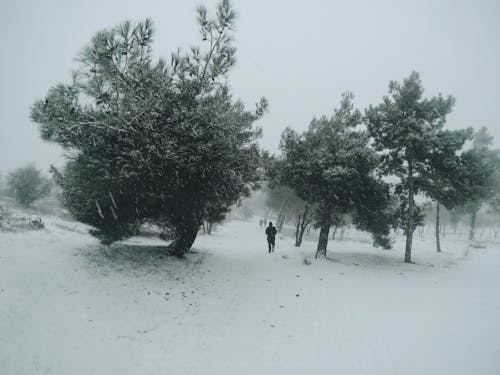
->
left=29, top=0, right=500, bottom=261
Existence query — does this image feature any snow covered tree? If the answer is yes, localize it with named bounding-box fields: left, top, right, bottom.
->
left=279, top=93, right=393, bottom=258
left=31, top=0, right=267, bottom=256
left=7, top=164, right=51, bottom=207
left=365, top=72, right=458, bottom=263
left=417, top=128, right=473, bottom=252
left=454, top=128, right=500, bottom=240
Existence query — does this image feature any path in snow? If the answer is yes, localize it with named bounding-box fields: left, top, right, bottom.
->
left=1, top=217, right=499, bottom=374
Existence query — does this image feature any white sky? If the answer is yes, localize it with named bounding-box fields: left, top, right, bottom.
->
left=1, top=0, right=499, bottom=173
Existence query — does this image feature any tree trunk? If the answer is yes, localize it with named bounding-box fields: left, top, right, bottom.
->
left=276, top=211, right=286, bottom=233
left=405, top=163, right=415, bottom=263
left=166, top=222, right=199, bottom=257
left=340, top=225, right=346, bottom=239
left=295, top=205, right=310, bottom=247
left=207, top=221, right=213, bottom=235
left=297, top=221, right=307, bottom=246
left=469, top=208, right=477, bottom=241
left=315, top=221, right=331, bottom=258
left=435, top=202, right=441, bottom=253
left=294, top=215, right=301, bottom=247
left=276, top=199, right=288, bottom=233
left=418, top=225, right=424, bottom=239
left=331, top=225, right=338, bottom=240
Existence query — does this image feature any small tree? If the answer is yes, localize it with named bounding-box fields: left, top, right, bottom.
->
left=31, top=1, right=267, bottom=256
left=7, top=164, right=51, bottom=207
left=365, top=72, right=460, bottom=263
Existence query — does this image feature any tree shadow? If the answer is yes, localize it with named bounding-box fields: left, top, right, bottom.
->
left=77, top=241, right=208, bottom=279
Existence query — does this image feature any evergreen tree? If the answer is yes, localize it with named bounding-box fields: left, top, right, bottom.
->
left=365, top=72, right=458, bottom=263
left=31, top=0, right=267, bottom=256
left=279, top=93, right=392, bottom=258
left=7, top=164, right=51, bottom=207
left=454, top=128, right=500, bottom=240
left=417, top=128, right=473, bottom=252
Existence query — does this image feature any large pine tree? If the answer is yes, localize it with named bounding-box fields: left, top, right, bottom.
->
left=31, top=0, right=267, bottom=256
left=279, top=93, right=392, bottom=257
left=365, top=72, right=463, bottom=263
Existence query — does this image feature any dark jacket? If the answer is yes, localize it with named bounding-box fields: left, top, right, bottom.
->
left=265, top=226, right=277, bottom=239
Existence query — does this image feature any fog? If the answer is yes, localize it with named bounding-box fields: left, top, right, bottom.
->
left=1, top=0, right=499, bottom=172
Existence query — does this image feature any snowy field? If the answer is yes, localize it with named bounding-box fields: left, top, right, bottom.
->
left=1, top=214, right=500, bottom=375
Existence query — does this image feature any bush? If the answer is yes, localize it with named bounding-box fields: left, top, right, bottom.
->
left=7, top=164, right=51, bottom=208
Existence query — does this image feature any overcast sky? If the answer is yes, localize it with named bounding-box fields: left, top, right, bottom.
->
left=1, top=0, right=499, bottom=174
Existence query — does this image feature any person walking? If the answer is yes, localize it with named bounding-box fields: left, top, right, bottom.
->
left=265, top=222, right=277, bottom=253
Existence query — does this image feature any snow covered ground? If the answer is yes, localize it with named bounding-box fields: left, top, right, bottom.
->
left=1, top=214, right=499, bottom=375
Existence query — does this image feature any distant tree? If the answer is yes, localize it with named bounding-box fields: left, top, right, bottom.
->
left=453, top=128, right=500, bottom=240
left=263, top=157, right=314, bottom=245
left=365, top=71, right=461, bottom=263
left=279, top=93, right=393, bottom=258
left=294, top=201, right=315, bottom=247
left=417, top=128, right=473, bottom=252
left=264, top=184, right=302, bottom=233
left=330, top=213, right=349, bottom=240
left=473, top=126, right=494, bottom=150
left=239, top=205, right=254, bottom=220
left=31, top=1, right=267, bottom=256
left=491, top=194, right=500, bottom=217
left=7, top=164, right=51, bottom=207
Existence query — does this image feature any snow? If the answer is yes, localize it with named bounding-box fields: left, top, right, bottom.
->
left=1, top=215, right=500, bottom=374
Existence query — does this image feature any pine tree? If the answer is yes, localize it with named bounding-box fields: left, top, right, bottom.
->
left=454, top=128, right=500, bottom=240
left=31, top=0, right=267, bottom=256
left=279, top=93, right=393, bottom=258
left=365, top=72, right=458, bottom=263
left=417, top=128, right=473, bottom=252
